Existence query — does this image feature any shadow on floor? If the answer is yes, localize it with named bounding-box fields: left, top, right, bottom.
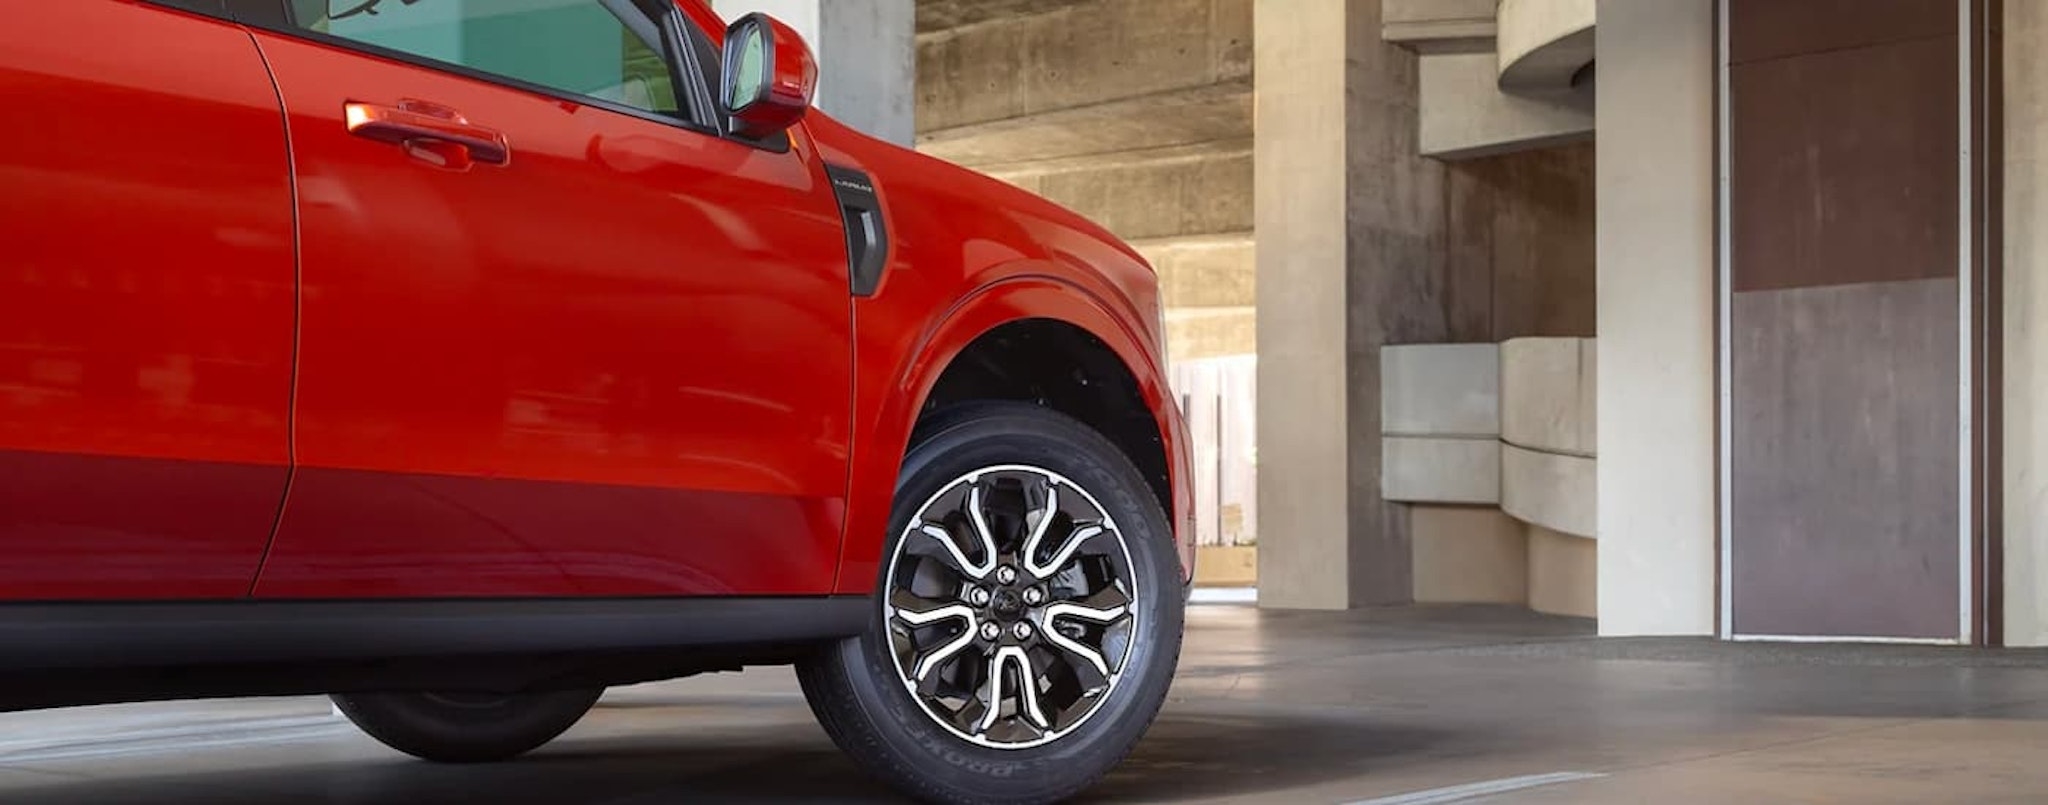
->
left=2, top=710, right=1457, bottom=805
left=1084, top=711, right=1450, bottom=803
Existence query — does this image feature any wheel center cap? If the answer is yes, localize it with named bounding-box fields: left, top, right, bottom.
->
left=990, top=589, right=1026, bottom=619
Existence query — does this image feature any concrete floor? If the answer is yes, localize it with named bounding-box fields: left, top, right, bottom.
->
left=4, top=605, right=2048, bottom=803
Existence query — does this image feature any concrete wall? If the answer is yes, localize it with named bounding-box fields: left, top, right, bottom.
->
left=1529, top=525, right=1597, bottom=617
left=1594, top=0, right=1717, bottom=636
left=1445, top=143, right=1598, bottom=340
left=1382, top=0, right=1496, bottom=50
left=1419, top=53, right=1594, bottom=159
left=1382, top=343, right=1501, bottom=505
left=2005, top=0, right=2048, bottom=646
left=1413, top=506, right=1527, bottom=605
left=915, top=0, right=1255, bottom=362
left=1385, top=0, right=1594, bottom=159
left=1381, top=339, right=1597, bottom=613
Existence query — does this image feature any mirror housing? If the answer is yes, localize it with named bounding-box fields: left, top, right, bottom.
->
left=719, top=13, right=818, bottom=140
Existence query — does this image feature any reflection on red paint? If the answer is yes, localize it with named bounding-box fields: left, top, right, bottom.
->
left=1, top=0, right=1190, bottom=604
left=0, top=3, right=293, bottom=598
left=259, top=469, right=842, bottom=598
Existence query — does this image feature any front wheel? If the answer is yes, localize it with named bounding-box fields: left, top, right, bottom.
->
left=799, top=402, right=1185, bottom=805
left=332, top=687, right=603, bottom=764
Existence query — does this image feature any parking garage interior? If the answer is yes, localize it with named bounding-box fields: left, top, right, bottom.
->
left=10, top=0, right=2048, bottom=802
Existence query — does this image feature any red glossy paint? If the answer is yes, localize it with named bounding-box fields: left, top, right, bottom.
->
left=791, top=111, right=1193, bottom=593
left=247, top=23, right=853, bottom=598
left=259, top=468, right=842, bottom=597
left=678, top=1, right=1195, bottom=590
left=2, top=0, right=1190, bottom=605
left=0, top=2, right=295, bottom=599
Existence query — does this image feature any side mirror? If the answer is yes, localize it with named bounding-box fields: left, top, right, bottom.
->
left=720, top=13, right=818, bottom=140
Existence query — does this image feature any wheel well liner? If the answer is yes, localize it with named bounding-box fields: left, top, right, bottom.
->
left=917, top=318, right=1171, bottom=525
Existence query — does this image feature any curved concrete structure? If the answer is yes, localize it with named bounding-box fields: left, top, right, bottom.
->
left=1379, top=339, right=1598, bottom=618
left=1497, top=0, right=1595, bottom=91
left=1379, top=339, right=1598, bottom=536
left=1382, top=0, right=1498, bottom=52
left=1501, top=338, right=1595, bottom=456
left=1385, top=0, right=1595, bottom=159
left=1501, top=444, right=1595, bottom=538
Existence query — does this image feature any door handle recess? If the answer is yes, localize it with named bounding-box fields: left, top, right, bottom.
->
left=345, top=100, right=510, bottom=167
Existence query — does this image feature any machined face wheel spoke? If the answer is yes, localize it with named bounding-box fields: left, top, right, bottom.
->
left=964, top=481, right=1002, bottom=576
left=889, top=588, right=968, bottom=623
left=1028, top=524, right=1104, bottom=581
left=1019, top=482, right=1062, bottom=578
left=888, top=592, right=981, bottom=685
left=885, top=465, right=1141, bottom=750
left=977, top=646, right=1050, bottom=734
left=911, top=629, right=978, bottom=688
left=916, top=522, right=996, bottom=580
left=1038, top=594, right=1131, bottom=683
left=1044, top=599, right=1128, bottom=625
left=1037, top=616, right=1113, bottom=684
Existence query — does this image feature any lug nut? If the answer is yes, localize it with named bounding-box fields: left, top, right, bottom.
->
left=967, top=587, right=991, bottom=606
left=1023, top=588, right=1045, bottom=606
left=996, top=566, right=1018, bottom=585
left=980, top=622, right=1001, bottom=641
left=1012, top=621, right=1033, bottom=640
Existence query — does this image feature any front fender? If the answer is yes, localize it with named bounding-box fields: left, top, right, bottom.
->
left=833, top=274, right=1193, bottom=594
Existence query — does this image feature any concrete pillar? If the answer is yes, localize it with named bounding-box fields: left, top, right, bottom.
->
left=1593, top=0, right=1717, bottom=636
left=1254, top=0, right=1448, bottom=609
left=2003, top=0, right=2048, bottom=646
left=711, top=0, right=914, bottom=146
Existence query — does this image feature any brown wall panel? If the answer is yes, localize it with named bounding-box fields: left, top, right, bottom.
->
left=1730, top=35, right=1959, bottom=292
left=1730, top=0, right=1954, bottom=65
left=1730, top=279, right=1960, bottom=639
left=1726, top=1, right=1967, bottom=640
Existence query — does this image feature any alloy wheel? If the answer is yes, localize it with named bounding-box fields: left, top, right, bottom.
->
left=882, top=464, right=1141, bottom=750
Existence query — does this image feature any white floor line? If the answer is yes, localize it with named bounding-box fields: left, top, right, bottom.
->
left=1189, top=587, right=1257, bottom=605
left=1341, top=771, right=1607, bottom=805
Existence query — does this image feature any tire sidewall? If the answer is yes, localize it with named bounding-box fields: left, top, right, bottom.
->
left=333, top=687, right=603, bottom=764
left=841, top=404, right=1184, bottom=794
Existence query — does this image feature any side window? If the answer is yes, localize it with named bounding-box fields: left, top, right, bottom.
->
left=286, top=0, right=684, bottom=118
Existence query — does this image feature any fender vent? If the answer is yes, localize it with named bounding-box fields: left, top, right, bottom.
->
left=825, top=164, right=889, bottom=297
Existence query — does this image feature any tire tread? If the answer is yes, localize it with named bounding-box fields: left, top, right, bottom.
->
left=799, top=401, right=1183, bottom=805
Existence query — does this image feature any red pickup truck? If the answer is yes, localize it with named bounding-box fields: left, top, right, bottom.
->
left=0, top=1, right=1193, bottom=802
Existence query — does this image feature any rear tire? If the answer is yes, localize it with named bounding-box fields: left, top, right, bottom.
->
left=799, top=402, right=1185, bottom=805
left=333, top=687, right=603, bottom=764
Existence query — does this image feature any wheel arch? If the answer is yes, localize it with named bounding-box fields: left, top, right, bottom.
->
left=834, top=275, right=1193, bottom=594
left=916, top=317, right=1169, bottom=518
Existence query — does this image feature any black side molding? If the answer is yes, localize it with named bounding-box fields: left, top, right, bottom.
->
left=826, top=164, right=890, bottom=297
left=0, top=596, right=871, bottom=672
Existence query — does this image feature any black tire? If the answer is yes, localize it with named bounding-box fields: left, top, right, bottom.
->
left=798, top=401, right=1185, bottom=805
left=332, top=687, right=604, bottom=764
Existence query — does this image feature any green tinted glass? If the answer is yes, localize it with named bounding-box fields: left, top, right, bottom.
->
left=302, top=0, right=679, bottom=117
